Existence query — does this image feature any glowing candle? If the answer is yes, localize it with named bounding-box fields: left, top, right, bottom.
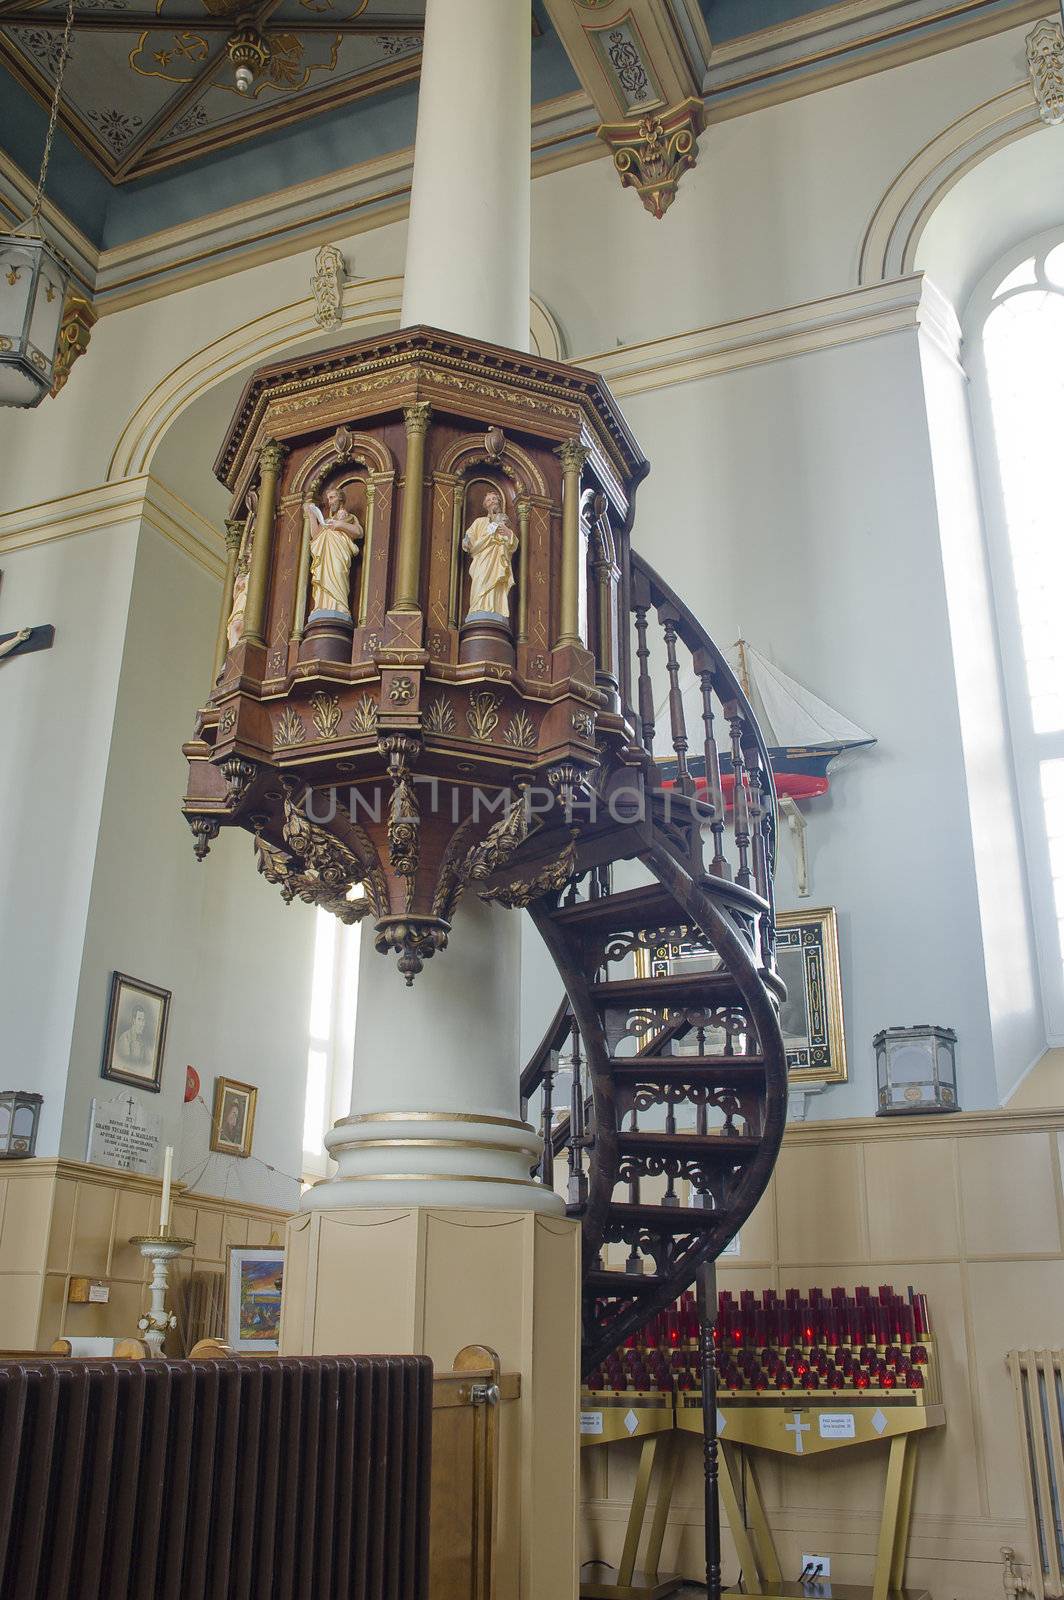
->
left=160, top=1145, right=173, bottom=1232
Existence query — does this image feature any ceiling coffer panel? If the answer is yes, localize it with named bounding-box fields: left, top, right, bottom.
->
left=0, top=0, right=426, bottom=180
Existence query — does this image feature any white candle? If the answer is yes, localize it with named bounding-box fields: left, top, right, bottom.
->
left=160, top=1145, right=173, bottom=1232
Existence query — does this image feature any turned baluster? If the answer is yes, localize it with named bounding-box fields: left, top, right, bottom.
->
left=662, top=611, right=694, bottom=796
left=728, top=708, right=752, bottom=889
left=663, top=1100, right=679, bottom=1206
left=539, top=1065, right=555, bottom=1189
left=568, top=1023, right=589, bottom=1209
left=697, top=663, right=729, bottom=880
left=625, top=1107, right=642, bottom=1274
left=632, top=574, right=656, bottom=755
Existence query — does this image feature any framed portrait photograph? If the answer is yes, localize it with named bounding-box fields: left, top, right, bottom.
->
left=210, top=1077, right=258, bottom=1158
left=100, top=971, right=170, bottom=1092
left=775, top=906, right=848, bottom=1084
left=225, top=1246, right=284, bottom=1352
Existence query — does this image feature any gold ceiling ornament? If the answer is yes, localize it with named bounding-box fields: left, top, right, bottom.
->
left=0, top=0, right=84, bottom=409
left=227, top=15, right=270, bottom=93
left=598, top=95, right=706, bottom=220
left=50, top=290, right=96, bottom=397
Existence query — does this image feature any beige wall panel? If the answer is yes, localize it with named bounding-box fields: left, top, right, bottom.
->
left=775, top=1142, right=867, bottom=1264
left=422, top=1212, right=527, bottom=1367
left=863, top=1136, right=960, bottom=1260
left=112, top=1187, right=154, bottom=1279
left=65, top=1279, right=146, bottom=1339
left=37, top=1272, right=66, bottom=1348
left=171, top=1201, right=198, bottom=1242
left=193, top=1205, right=224, bottom=1264
left=246, top=1217, right=278, bottom=1247
left=528, top=1218, right=581, bottom=1600
left=966, top=1258, right=1064, bottom=1522
left=958, top=1132, right=1062, bottom=1256
left=0, top=1273, right=45, bottom=1349
left=221, top=1211, right=249, bottom=1254
left=310, top=1211, right=422, bottom=1354
left=71, top=1181, right=118, bottom=1277
left=0, top=1176, right=54, bottom=1274
left=47, top=1178, right=77, bottom=1273
left=715, top=1174, right=777, bottom=1266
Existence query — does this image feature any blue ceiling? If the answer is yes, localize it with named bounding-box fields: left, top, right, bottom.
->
left=0, top=1, right=860, bottom=253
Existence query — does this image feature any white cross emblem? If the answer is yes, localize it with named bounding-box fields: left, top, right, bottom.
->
left=785, top=1412, right=811, bottom=1454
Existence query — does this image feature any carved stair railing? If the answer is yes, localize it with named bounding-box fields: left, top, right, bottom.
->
left=503, top=551, right=787, bottom=1378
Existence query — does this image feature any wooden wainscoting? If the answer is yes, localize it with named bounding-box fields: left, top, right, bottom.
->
left=0, top=1158, right=291, bottom=1351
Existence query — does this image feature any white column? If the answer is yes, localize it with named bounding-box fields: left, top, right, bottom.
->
left=302, top=0, right=549, bottom=1217
left=400, top=0, right=531, bottom=352
left=305, top=895, right=560, bottom=1214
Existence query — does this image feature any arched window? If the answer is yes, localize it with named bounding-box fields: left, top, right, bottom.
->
left=967, top=230, right=1064, bottom=1043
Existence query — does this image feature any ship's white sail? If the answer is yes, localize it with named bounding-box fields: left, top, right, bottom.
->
left=727, top=640, right=874, bottom=752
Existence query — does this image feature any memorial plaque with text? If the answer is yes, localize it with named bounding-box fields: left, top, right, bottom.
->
left=87, top=1094, right=162, bottom=1175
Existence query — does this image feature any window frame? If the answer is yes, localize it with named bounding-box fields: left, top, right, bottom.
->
left=965, top=225, right=1064, bottom=1044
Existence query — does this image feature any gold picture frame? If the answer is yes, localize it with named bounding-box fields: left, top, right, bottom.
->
left=633, top=906, right=847, bottom=1085
left=775, top=907, right=847, bottom=1084
left=209, top=1077, right=258, bottom=1159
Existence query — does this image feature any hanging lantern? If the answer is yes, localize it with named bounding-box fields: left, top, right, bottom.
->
left=0, top=222, right=71, bottom=407
left=0, top=0, right=84, bottom=410
left=0, top=1091, right=44, bottom=1158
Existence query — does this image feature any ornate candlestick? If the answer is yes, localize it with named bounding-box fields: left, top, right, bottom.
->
left=130, top=1231, right=193, bottom=1355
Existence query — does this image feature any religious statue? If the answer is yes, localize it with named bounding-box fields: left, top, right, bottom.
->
left=226, top=555, right=250, bottom=652
left=305, top=485, right=364, bottom=619
left=462, top=488, right=517, bottom=620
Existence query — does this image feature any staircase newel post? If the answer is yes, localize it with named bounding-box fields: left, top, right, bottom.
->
left=696, top=1258, right=722, bottom=1600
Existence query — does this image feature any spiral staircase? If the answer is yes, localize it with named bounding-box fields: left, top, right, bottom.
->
left=493, top=552, right=789, bottom=1378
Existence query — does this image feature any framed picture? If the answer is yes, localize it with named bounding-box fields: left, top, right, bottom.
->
left=210, top=1077, right=258, bottom=1158
left=633, top=907, right=847, bottom=1085
left=100, top=971, right=170, bottom=1093
left=775, top=907, right=847, bottom=1084
left=225, top=1246, right=284, bottom=1352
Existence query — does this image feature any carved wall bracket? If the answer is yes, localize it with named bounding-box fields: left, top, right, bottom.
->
left=1028, top=19, right=1064, bottom=125
left=598, top=96, right=706, bottom=219
left=50, top=291, right=97, bottom=397
left=311, top=243, right=346, bottom=330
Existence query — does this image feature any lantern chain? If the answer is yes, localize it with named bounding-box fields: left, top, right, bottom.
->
left=30, top=0, right=77, bottom=222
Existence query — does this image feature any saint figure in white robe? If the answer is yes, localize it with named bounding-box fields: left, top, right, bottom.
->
left=306, top=485, right=364, bottom=619
left=463, top=490, right=517, bottom=621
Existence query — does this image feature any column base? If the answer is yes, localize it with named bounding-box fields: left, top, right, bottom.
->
left=280, top=1206, right=580, bottom=1600
left=305, top=1109, right=563, bottom=1214
left=460, top=612, right=516, bottom=666
left=298, top=610, right=354, bottom=663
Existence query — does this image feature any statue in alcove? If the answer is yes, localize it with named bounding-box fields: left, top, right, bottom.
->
left=463, top=488, right=517, bottom=621
left=226, top=550, right=250, bottom=652
left=306, top=484, right=364, bottom=620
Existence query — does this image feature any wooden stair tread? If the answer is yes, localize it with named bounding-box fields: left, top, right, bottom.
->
left=550, top=884, right=684, bottom=935
left=617, top=1130, right=758, bottom=1157
left=610, top=1055, right=764, bottom=1080
left=589, top=970, right=741, bottom=1008
left=585, top=1269, right=664, bottom=1297
left=606, top=1201, right=727, bottom=1232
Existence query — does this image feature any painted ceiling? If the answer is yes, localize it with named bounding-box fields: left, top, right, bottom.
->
left=0, top=0, right=429, bottom=179
left=0, top=0, right=846, bottom=186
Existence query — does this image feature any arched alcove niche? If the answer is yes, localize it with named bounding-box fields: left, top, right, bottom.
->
left=859, top=80, right=1064, bottom=313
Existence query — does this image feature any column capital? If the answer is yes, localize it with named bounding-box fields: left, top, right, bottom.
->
left=403, top=402, right=433, bottom=437
left=223, top=517, right=245, bottom=555
left=259, top=438, right=288, bottom=475
left=556, top=439, right=590, bottom=475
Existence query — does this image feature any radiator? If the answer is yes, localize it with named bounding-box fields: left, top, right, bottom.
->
left=0, top=1354, right=432, bottom=1600
left=1008, top=1349, right=1064, bottom=1599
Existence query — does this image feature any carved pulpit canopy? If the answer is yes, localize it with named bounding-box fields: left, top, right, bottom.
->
left=183, top=326, right=648, bottom=981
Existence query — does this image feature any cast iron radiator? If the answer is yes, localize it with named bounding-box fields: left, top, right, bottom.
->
left=0, top=1354, right=432, bottom=1600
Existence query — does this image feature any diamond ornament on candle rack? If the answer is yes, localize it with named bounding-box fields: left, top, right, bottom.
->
left=0, top=0, right=80, bottom=409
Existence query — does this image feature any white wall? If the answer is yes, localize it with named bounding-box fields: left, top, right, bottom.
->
left=0, top=522, right=138, bottom=1152
left=60, top=512, right=313, bottom=1208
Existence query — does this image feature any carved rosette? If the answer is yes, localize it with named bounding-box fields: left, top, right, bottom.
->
left=598, top=97, right=706, bottom=219
left=1028, top=20, right=1064, bottom=126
